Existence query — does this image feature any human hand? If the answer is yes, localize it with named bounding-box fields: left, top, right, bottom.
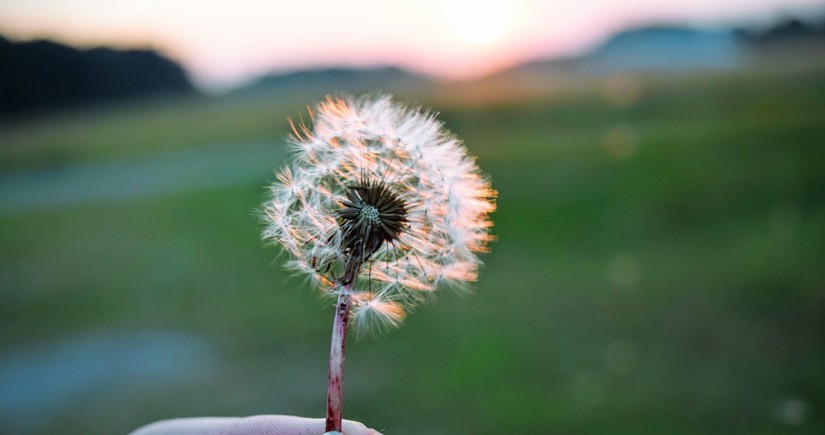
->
left=130, top=414, right=382, bottom=435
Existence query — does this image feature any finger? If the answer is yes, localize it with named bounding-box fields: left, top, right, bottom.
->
left=130, top=414, right=382, bottom=435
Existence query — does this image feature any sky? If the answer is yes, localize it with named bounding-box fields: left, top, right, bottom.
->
left=0, top=0, right=823, bottom=90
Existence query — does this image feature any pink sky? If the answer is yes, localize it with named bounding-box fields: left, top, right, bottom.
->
left=0, top=0, right=822, bottom=90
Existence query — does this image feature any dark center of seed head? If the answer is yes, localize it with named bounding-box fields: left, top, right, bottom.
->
left=338, top=180, right=408, bottom=267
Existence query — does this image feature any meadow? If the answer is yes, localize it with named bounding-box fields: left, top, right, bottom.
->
left=1, top=61, right=824, bottom=434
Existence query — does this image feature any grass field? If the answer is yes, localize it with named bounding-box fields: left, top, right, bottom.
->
left=1, top=63, right=824, bottom=434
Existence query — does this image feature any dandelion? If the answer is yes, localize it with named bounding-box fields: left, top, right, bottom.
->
left=262, top=94, right=495, bottom=433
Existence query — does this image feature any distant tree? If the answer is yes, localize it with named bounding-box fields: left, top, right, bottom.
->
left=738, top=17, right=825, bottom=44
left=0, top=36, right=195, bottom=115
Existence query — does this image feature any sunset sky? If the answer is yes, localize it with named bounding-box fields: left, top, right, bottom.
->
left=0, top=0, right=822, bottom=90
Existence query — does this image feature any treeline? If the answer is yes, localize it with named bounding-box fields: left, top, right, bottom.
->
left=738, top=17, right=825, bottom=44
left=0, top=36, right=195, bottom=116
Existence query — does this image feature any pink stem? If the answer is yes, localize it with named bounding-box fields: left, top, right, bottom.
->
left=325, top=285, right=352, bottom=432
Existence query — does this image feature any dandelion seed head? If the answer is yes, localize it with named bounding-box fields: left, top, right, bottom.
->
left=263, top=94, right=496, bottom=333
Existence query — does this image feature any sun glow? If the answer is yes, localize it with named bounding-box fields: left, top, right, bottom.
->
left=446, top=0, right=514, bottom=46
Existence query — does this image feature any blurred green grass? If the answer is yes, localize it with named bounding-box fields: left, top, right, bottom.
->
left=1, top=65, right=824, bottom=434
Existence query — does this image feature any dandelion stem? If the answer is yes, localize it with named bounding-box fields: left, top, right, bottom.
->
left=325, top=283, right=353, bottom=432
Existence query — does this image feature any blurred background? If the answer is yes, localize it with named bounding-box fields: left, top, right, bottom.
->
left=1, top=1, right=824, bottom=434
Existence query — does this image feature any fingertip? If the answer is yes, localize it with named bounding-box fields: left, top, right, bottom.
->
left=341, top=419, right=383, bottom=435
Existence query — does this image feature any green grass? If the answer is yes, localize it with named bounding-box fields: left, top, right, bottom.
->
left=1, top=65, right=824, bottom=434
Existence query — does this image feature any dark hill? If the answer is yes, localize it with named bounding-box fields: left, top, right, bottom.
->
left=235, top=66, right=429, bottom=97
left=739, top=17, right=825, bottom=44
left=506, top=25, right=744, bottom=78
left=0, top=36, right=195, bottom=115
left=587, top=26, right=743, bottom=72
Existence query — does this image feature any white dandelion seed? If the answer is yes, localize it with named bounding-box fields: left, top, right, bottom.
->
left=261, top=94, right=495, bottom=433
